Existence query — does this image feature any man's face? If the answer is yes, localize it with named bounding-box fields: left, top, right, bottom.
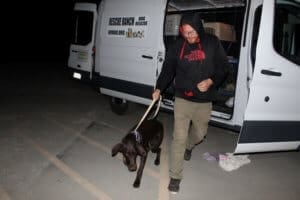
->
left=181, top=24, right=199, bottom=44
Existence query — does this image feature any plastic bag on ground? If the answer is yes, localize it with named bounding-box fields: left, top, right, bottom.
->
left=218, top=153, right=251, bottom=171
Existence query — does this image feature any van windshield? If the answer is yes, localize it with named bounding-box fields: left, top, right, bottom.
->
left=71, top=10, right=94, bottom=45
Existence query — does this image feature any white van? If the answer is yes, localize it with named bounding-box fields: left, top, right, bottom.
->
left=69, top=0, right=300, bottom=153
left=67, top=2, right=98, bottom=81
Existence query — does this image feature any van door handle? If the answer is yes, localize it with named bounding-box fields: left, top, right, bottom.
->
left=261, top=69, right=282, bottom=77
left=142, top=55, right=153, bottom=59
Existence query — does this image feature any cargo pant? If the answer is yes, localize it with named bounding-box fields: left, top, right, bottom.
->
left=170, top=97, right=212, bottom=180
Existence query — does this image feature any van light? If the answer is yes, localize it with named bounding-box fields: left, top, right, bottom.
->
left=73, top=72, right=82, bottom=79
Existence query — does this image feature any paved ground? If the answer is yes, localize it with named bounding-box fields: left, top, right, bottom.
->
left=0, top=62, right=299, bottom=200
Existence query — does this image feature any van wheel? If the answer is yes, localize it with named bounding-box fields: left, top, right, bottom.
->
left=109, top=97, right=128, bottom=115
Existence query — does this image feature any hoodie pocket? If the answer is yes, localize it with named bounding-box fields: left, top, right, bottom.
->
left=175, top=76, right=198, bottom=97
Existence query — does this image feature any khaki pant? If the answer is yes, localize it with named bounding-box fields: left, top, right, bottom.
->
left=170, top=97, right=212, bottom=179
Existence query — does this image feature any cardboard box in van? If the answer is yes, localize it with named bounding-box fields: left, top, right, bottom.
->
left=204, top=22, right=236, bottom=42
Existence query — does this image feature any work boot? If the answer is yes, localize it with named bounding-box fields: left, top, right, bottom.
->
left=184, top=149, right=192, bottom=161
left=168, top=178, right=181, bottom=194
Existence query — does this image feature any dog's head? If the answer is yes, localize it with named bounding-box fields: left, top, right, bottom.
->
left=111, top=140, right=146, bottom=172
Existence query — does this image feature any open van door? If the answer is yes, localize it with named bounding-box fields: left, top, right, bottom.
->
left=68, top=3, right=97, bottom=81
left=95, top=0, right=166, bottom=107
left=235, top=0, right=300, bottom=153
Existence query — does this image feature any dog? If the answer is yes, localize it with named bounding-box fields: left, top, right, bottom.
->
left=111, top=119, right=163, bottom=188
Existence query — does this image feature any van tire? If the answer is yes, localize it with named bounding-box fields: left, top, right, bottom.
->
left=109, top=97, right=128, bottom=115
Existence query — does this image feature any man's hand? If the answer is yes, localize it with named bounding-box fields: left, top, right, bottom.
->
left=197, top=78, right=213, bottom=92
left=152, top=89, right=161, bottom=101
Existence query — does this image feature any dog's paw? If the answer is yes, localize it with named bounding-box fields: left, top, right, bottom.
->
left=133, top=181, right=140, bottom=188
left=154, top=159, right=160, bottom=165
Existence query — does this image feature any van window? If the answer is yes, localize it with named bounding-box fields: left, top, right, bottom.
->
left=71, top=11, right=94, bottom=45
left=273, top=0, right=300, bottom=65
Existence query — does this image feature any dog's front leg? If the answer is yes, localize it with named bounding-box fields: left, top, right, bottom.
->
left=133, top=154, right=147, bottom=188
left=154, top=148, right=161, bottom=165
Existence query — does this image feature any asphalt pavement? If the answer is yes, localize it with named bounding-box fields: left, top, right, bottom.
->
left=0, top=62, right=299, bottom=200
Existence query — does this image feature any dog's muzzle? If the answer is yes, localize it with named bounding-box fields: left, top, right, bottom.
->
left=128, top=166, right=137, bottom=172
left=123, top=157, right=137, bottom=171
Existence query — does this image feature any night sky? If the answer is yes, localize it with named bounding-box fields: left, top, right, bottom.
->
left=3, top=0, right=85, bottom=63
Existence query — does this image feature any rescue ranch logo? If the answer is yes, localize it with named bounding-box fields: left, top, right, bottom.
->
left=107, top=16, right=147, bottom=38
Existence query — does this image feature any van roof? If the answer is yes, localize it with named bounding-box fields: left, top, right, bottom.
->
left=168, top=0, right=245, bottom=11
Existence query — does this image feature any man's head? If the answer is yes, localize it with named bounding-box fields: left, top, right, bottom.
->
left=180, top=13, right=205, bottom=44
left=181, top=24, right=199, bottom=44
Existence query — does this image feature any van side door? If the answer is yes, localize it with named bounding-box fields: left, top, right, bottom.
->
left=96, top=0, right=166, bottom=102
left=235, top=0, right=300, bottom=153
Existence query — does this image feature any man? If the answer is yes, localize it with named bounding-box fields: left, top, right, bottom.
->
left=152, top=13, right=229, bottom=193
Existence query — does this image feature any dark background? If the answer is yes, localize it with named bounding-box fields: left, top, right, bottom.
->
left=2, top=1, right=243, bottom=64
left=3, top=0, right=99, bottom=63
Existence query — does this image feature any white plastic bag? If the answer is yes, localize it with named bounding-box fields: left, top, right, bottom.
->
left=218, top=153, right=251, bottom=171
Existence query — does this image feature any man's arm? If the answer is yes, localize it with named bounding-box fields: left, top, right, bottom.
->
left=155, top=45, right=177, bottom=93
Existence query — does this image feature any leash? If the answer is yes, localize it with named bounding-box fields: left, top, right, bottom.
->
left=133, top=95, right=162, bottom=133
left=133, top=96, right=162, bottom=132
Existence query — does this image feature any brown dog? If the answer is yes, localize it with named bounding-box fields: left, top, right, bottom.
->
left=111, top=119, right=163, bottom=188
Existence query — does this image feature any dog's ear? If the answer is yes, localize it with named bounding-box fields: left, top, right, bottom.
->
left=112, top=143, right=123, bottom=157
left=136, top=143, right=146, bottom=157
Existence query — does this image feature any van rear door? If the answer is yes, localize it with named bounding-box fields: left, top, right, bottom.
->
left=235, top=0, right=300, bottom=153
left=68, top=3, right=97, bottom=81
left=97, top=0, right=166, bottom=103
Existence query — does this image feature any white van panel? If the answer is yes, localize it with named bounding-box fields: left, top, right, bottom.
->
left=96, top=0, right=166, bottom=98
left=244, top=0, right=300, bottom=122
left=98, top=46, right=157, bottom=85
left=235, top=0, right=300, bottom=153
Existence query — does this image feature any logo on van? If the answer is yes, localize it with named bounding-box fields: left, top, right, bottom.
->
left=126, top=28, right=145, bottom=38
left=108, top=16, right=148, bottom=39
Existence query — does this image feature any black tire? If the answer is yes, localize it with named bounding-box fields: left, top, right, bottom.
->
left=109, top=97, right=129, bottom=115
